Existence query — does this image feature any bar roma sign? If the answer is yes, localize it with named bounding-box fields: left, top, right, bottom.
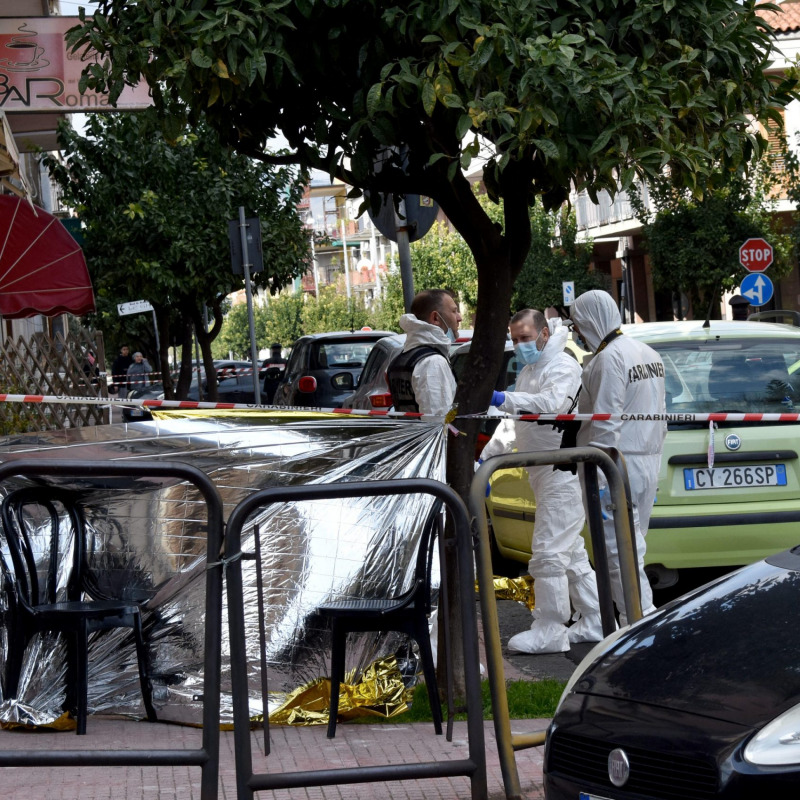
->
left=0, top=17, right=151, bottom=112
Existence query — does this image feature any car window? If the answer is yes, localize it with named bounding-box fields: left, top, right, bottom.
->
left=285, top=341, right=307, bottom=377
left=312, top=339, right=381, bottom=370
left=358, top=343, right=389, bottom=387
left=649, top=337, right=800, bottom=413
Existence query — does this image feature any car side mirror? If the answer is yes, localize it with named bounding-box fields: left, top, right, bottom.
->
left=331, top=372, right=355, bottom=390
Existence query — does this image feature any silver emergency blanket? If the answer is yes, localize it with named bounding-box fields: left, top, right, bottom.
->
left=0, top=412, right=446, bottom=727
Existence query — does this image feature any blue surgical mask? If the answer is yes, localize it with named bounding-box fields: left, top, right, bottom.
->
left=445, top=327, right=457, bottom=342
left=514, top=332, right=544, bottom=366
left=574, top=332, right=588, bottom=351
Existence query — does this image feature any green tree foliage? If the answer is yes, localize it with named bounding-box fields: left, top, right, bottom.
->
left=70, top=0, right=798, bottom=418
left=513, top=207, right=607, bottom=314
left=42, top=114, right=310, bottom=398
left=264, top=293, right=306, bottom=347
left=212, top=302, right=267, bottom=359
left=301, top=287, right=370, bottom=333
left=408, top=220, right=478, bottom=312
left=631, top=162, right=793, bottom=318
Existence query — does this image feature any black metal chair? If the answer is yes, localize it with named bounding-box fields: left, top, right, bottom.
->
left=0, top=486, right=157, bottom=735
left=317, top=499, right=444, bottom=739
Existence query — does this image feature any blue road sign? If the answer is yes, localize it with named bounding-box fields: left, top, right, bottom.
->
left=740, top=272, right=774, bottom=308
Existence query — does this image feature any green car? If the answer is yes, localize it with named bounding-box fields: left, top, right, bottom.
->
left=484, top=319, right=800, bottom=591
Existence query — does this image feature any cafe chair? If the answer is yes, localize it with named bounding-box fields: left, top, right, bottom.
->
left=0, top=486, right=157, bottom=734
left=317, top=499, right=444, bottom=739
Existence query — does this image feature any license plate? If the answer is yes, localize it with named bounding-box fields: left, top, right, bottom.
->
left=684, top=464, right=787, bottom=490
left=579, top=793, right=615, bottom=800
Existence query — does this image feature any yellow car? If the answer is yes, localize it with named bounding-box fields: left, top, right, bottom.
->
left=479, top=320, right=800, bottom=592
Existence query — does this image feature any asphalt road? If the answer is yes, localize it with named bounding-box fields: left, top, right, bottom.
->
left=494, top=598, right=595, bottom=683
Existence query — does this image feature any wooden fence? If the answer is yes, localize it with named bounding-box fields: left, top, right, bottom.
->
left=0, top=330, right=108, bottom=432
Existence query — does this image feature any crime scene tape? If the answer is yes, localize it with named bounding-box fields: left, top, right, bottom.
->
left=1, top=394, right=800, bottom=423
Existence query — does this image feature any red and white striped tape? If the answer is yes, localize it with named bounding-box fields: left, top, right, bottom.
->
left=1, top=393, right=800, bottom=423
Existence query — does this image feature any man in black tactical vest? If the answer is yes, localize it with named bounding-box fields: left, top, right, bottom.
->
left=387, top=289, right=461, bottom=415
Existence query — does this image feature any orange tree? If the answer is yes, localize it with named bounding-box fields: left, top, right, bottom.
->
left=71, top=0, right=798, bottom=685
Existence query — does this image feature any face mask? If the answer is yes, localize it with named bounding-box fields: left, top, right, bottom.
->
left=445, top=327, right=457, bottom=342
left=574, top=332, right=588, bottom=351
left=514, top=331, right=544, bottom=366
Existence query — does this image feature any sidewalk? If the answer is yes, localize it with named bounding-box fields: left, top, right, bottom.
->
left=0, top=715, right=547, bottom=800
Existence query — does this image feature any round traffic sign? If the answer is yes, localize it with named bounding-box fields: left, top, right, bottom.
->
left=739, top=272, right=774, bottom=308
left=739, top=237, right=773, bottom=272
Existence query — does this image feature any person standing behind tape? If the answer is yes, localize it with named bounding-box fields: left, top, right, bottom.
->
left=484, top=309, right=603, bottom=653
left=570, top=290, right=666, bottom=624
left=387, top=289, right=461, bottom=416
left=127, top=351, right=153, bottom=389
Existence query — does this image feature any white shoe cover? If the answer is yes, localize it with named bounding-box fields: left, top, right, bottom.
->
left=567, top=613, right=604, bottom=644
left=508, top=619, right=570, bottom=654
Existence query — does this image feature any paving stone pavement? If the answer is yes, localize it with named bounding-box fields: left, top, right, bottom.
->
left=0, top=716, right=547, bottom=800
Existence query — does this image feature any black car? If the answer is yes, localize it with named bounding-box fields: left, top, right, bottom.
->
left=272, top=331, right=394, bottom=408
left=122, top=371, right=260, bottom=422
left=544, top=547, right=800, bottom=799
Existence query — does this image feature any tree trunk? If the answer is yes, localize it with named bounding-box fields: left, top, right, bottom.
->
left=431, top=179, right=530, bottom=701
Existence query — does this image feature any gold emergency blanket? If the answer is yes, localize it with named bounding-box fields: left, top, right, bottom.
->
left=0, top=412, right=446, bottom=728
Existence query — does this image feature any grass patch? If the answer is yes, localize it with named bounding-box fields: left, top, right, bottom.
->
left=359, top=679, right=566, bottom=724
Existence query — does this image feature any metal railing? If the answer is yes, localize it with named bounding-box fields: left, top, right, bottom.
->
left=0, top=459, right=224, bottom=800
left=470, top=447, right=641, bottom=800
left=224, top=479, right=488, bottom=800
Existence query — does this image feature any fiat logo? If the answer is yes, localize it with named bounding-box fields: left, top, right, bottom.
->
left=725, top=433, right=742, bottom=451
left=608, top=748, right=630, bottom=787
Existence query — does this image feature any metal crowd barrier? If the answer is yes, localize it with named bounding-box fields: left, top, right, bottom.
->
left=0, top=459, right=224, bottom=800
left=470, top=446, right=641, bottom=800
left=224, top=478, right=488, bottom=800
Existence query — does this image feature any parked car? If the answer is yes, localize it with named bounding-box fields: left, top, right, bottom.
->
left=213, top=359, right=257, bottom=380
left=482, top=319, right=800, bottom=593
left=272, top=331, right=394, bottom=408
left=340, top=334, right=405, bottom=410
left=122, top=369, right=261, bottom=422
left=545, top=547, right=800, bottom=798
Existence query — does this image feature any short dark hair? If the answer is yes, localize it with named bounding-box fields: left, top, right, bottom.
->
left=410, top=289, right=455, bottom=322
left=271, top=342, right=282, bottom=350
left=510, top=308, right=546, bottom=332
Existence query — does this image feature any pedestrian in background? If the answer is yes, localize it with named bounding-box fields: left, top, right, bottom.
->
left=570, top=289, right=666, bottom=624
left=127, top=351, right=153, bottom=389
left=388, top=289, right=461, bottom=416
left=111, top=344, right=133, bottom=395
left=485, top=309, right=602, bottom=653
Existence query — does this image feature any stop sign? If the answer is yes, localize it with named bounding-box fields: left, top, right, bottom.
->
left=739, top=238, right=773, bottom=272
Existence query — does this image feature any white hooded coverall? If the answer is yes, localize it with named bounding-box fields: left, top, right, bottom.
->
left=482, top=321, right=603, bottom=653
left=570, top=290, right=667, bottom=624
left=397, top=313, right=457, bottom=416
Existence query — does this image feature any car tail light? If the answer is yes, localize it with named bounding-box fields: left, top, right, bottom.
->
left=298, top=376, right=317, bottom=393
left=475, top=432, right=490, bottom=460
left=369, top=393, right=394, bottom=408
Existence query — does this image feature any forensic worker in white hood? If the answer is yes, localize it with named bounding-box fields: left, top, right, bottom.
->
left=570, top=289, right=667, bottom=624
left=387, top=289, right=461, bottom=416
left=483, top=309, right=603, bottom=654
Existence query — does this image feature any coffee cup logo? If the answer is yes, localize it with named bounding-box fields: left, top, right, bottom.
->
left=0, top=24, right=49, bottom=72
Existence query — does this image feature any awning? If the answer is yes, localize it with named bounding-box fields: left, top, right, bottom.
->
left=0, top=111, right=31, bottom=200
left=0, top=195, right=95, bottom=318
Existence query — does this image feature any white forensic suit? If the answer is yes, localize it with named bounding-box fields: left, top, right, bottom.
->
left=570, top=290, right=667, bottom=624
left=482, top=321, right=603, bottom=653
left=395, top=313, right=457, bottom=416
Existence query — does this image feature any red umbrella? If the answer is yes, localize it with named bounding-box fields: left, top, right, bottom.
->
left=0, top=195, right=95, bottom=318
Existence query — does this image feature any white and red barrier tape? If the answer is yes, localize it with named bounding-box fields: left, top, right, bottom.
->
left=1, top=393, right=800, bottom=423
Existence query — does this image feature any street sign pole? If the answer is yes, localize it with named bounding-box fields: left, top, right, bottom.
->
left=238, top=206, right=262, bottom=405
left=396, top=197, right=415, bottom=312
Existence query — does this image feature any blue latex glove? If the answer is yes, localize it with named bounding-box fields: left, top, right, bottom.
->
left=490, top=390, right=505, bottom=407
